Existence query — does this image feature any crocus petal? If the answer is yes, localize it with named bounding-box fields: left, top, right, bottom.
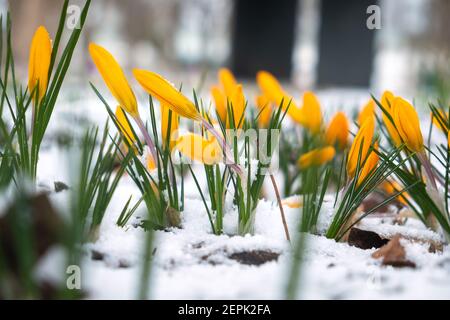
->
left=448, top=130, right=450, bottom=149
left=358, top=99, right=375, bottom=126
left=356, top=146, right=379, bottom=187
left=218, top=68, right=237, bottom=97
left=380, top=90, right=402, bottom=147
left=89, top=43, right=139, bottom=118
left=143, top=147, right=156, bottom=171
left=298, top=146, right=335, bottom=169
left=381, top=180, right=409, bottom=205
left=431, top=109, right=448, bottom=132
left=227, top=84, right=245, bottom=128
left=175, top=133, right=223, bottom=165
left=161, top=102, right=179, bottom=150
left=326, top=112, right=349, bottom=149
left=116, top=106, right=136, bottom=147
left=393, top=97, right=423, bottom=153
left=256, top=70, right=302, bottom=121
left=381, top=90, right=395, bottom=108
left=300, top=91, right=322, bottom=134
left=255, top=94, right=273, bottom=128
left=28, top=26, right=52, bottom=103
left=281, top=196, right=303, bottom=208
left=211, top=86, right=227, bottom=123
left=347, top=116, right=375, bottom=178
left=133, top=69, right=202, bottom=121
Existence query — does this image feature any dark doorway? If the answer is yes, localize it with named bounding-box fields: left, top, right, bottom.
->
left=317, top=0, right=377, bottom=87
left=231, top=0, right=298, bottom=80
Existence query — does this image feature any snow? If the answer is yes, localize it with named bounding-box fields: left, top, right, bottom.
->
left=358, top=216, right=445, bottom=244
left=29, top=90, right=450, bottom=300
left=35, top=180, right=450, bottom=299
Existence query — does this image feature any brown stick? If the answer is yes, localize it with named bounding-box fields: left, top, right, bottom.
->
left=270, top=173, right=290, bottom=242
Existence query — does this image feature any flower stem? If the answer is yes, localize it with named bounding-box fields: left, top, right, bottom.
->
left=135, top=116, right=158, bottom=165
left=418, top=151, right=437, bottom=190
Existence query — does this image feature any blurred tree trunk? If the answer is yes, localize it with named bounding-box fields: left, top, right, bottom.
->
left=411, top=0, right=450, bottom=55
left=8, top=0, right=60, bottom=74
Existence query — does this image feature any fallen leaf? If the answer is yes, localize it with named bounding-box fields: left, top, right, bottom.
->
left=372, top=235, right=416, bottom=268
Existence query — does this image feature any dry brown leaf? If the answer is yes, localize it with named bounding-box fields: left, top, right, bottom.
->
left=372, top=235, right=416, bottom=268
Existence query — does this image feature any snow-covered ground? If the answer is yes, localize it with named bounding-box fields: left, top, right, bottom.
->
left=36, top=188, right=450, bottom=299
left=29, top=89, right=450, bottom=299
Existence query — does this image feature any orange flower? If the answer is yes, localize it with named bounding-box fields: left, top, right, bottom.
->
left=144, top=148, right=156, bottom=170
left=326, top=112, right=349, bottom=149
left=161, top=103, right=179, bottom=150
left=89, top=43, right=139, bottom=118
left=358, top=99, right=375, bottom=126
left=256, top=70, right=302, bottom=123
left=297, top=92, right=322, bottom=134
left=380, top=91, right=402, bottom=147
left=281, top=196, right=303, bottom=209
left=28, top=26, right=52, bottom=104
left=211, top=68, right=245, bottom=128
left=219, top=68, right=237, bottom=97
left=393, top=97, right=423, bottom=153
left=357, top=143, right=379, bottom=186
left=133, top=69, right=202, bottom=121
left=255, top=94, right=273, bottom=128
left=115, top=106, right=136, bottom=148
left=211, top=86, right=227, bottom=123
left=175, top=133, right=223, bottom=165
left=227, top=85, right=246, bottom=128
left=381, top=180, right=409, bottom=205
left=298, top=146, right=336, bottom=169
left=347, top=116, right=375, bottom=178
left=431, top=109, right=448, bottom=132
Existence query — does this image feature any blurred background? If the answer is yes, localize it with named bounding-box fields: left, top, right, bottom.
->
left=2, top=0, right=450, bottom=101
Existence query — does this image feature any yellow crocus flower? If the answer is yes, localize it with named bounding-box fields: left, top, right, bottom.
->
left=133, top=69, right=202, bottom=121
left=211, top=86, right=227, bottom=123
left=115, top=106, right=136, bottom=148
left=393, top=97, right=424, bottom=153
left=381, top=180, right=409, bottom=205
left=256, top=70, right=302, bottom=123
left=325, top=112, right=349, bottom=149
left=358, top=99, right=375, bottom=126
left=347, top=116, right=375, bottom=178
left=161, top=103, right=179, bottom=150
left=218, top=68, right=237, bottom=97
left=255, top=94, right=273, bottom=128
left=356, top=142, right=379, bottom=186
left=431, top=109, right=448, bottom=132
left=227, top=85, right=245, bottom=129
left=175, top=133, right=223, bottom=165
left=298, top=146, right=336, bottom=169
left=144, top=148, right=156, bottom=171
left=448, top=130, right=450, bottom=149
left=380, top=90, right=402, bottom=147
left=133, top=69, right=241, bottom=174
left=89, top=43, right=139, bottom=118
left=298, top=92, right=322, bottom=134
left=90, top=44, right=159, bottom=165
left=211, top=68, right=245, bottom=128
left=281, top=196, right=303, bottom=209
left=28, top=26, right=52, bottom=104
